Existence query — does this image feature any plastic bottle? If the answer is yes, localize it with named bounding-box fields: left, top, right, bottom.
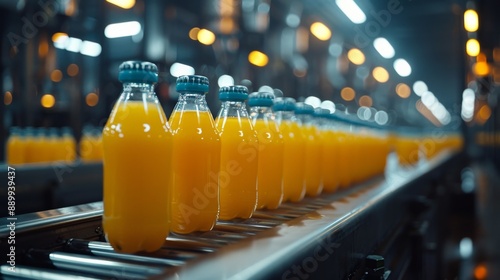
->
left=248, top=91, right=284, bottom=209
left=295, top=102, right=322, bottom=197
left=6, top=127, right=25, bottom=165
left=273, top=97, right=306, bottom=202
left=169, top=75, right=220, bottom=233
left=47, top=127, right=60, bottom=162
left=318, top=111, right=341, bottom=193
left=215, top=86, right=259, bottom=220
left=102, top=61, right=172, bottom=253
left=23, top=127, right=36, bottom=164
left=61, top=127, right=77, bottom=162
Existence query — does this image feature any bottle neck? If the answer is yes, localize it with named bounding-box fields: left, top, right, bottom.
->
left=296, top=114, right=314, bottom=126
left=249, top=106, right=272, bottom=120
left=275, top=111, right=299, bottom=126
left=218, top=101, right=249, bottom=118
left=121, top=82, right=157, bottom=102
left=174, top=92, right=210, bottom=112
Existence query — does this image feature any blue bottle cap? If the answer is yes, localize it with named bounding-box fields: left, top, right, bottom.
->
left=176, top=75, right=209, bottom=93
left=273, top=97, right=296, bottom=111
left=294, top=102, right=315, bottom=115
left=118, top=61, right=158, bottom=84
left=248, top=91, right=275, bottom=107
left=313, top=108, right=330, bottom=118
left=219, top=85, right=249, bottom=101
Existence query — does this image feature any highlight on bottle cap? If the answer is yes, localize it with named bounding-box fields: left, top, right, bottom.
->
left=272, top=97, right=296, bottom=111
left=294, top=102, right=315, bottom=115
left=176, top=75, right=209, bottom=93
left=118, top=61, right=158, bottom=84
left=248, top=91, right=275, bottom=107
left=218, top=85, right=249, bottom=101
left=313, top=108, right=331, bottom=118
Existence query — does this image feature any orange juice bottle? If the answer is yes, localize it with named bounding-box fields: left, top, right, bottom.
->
left=6, top=127, right=25, bottom=165
left=215, top=86, right=259, bottom=220
left=248, top=91, right=284, bottom=209
left=102, top=61, right=171, bottom=253
left=80, top=126, right=101, bottom=162
left=273, top=97, right=306, bottom=202
left=23, top=127, right=36, bottom=164
left=47, top=128, right=60, bottom=162
left=169, top=75, right=220, bottom=233
left=318, top=111, right=341, bottom=193
left=61, top=127, right=77, bottom=162
left=295, top=103, right=322, bottom=197
left=31, top=128, right=50, bottom=163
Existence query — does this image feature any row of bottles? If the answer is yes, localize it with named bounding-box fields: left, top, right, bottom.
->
left=100, top=61, right=463, bottom=254
left=5, top=126, right=103, bottom=165
left=394, top=130, right=463, bottom=166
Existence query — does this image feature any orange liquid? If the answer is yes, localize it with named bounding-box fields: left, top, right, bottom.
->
left=61, top=135, right=76, bottom=162
left=321, top=130, right=340, bottom=193
left=396, top=136, right=420, bottom=166
left=216, top=117, right=259, bottom=220
left=302, top=125, right=322, bottom=197
left=336, top=131, right=352, bottom=188
left=80, top=135, right=102, bottom=162
left=103, top=100, right=172, bottom=253
left=280, top=120, right=305, bottom=202
left=23, top=134, right=36, bottom=164
left=253, top=119, right=284, bottom=209
left=6, top=134, right=25, bottom=165
left=169, top=111, right=220, bottom=233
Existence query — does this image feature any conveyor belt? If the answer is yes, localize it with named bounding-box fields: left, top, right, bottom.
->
left=0, top=153, right=459, bottom=279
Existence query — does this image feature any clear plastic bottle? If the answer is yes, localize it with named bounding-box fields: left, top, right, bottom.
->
left=102, top=61, right=172, bottom=253
left=6, top=127, right=25, bottom=165
left=295, top=103, right=322, bottom=197
left=273, top=97, right=306, bottom=202
left=47, top=127, right=60, bottom=162
left=169, top=75, right=220, bottom=233
left=248, top=91, right=284, bottom=209
left=215, top=86, right=259, bottom=220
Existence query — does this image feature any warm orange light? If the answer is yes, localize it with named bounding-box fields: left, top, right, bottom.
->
left=310, top=22, right=332, bottom=41
left=474, top=264, right=487, bottom=280
left=464, top=9, right=479, bottom=32
left=38, top=39, right=49, bottom=57
left=197, top=29, right=216, bottom=45
left=86, top=92, right=99, bottom=107
left=478, top=104, right=491, bottom=121
left=106, top=0, right=135, bottom=9
left=473, top=62, right=490, bottom=76
left=358, top=95, right=372, bottom=107
left=220, top=17, right=236, bottom=34
left=50, top=70, right=63, bottom=82
left=396, top=83, right=411, bottom=98
left=4, top=91, right=13, bottom=106
left=347, top=48, right=365, bottom=65
left=293, top=68, right=307, bottom=78
left=466, top=39, right=480, bottom=57
left=494, top=48, right=500, bottom=63
left=373, top=66, right=389, bottom=83
left=189, top=27, right=200, bottom=40
left=41, top=94, right=56, bottom=108
left=340, top=87, right=356, bottom=101
left=248, top=50, right=269, bottom=67
left=52, top=32, right=68, bottom=43
left=67, top=64, right=79, bottom=77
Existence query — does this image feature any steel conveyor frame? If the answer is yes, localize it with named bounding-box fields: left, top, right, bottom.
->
left=0, top=152, right=461, bottom=279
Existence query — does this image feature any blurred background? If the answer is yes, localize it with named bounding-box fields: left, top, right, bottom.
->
left=1, top=0, right=499, bottom=166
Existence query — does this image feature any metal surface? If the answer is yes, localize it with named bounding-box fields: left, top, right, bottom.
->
left=0, top=152, right=458, bottom=279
